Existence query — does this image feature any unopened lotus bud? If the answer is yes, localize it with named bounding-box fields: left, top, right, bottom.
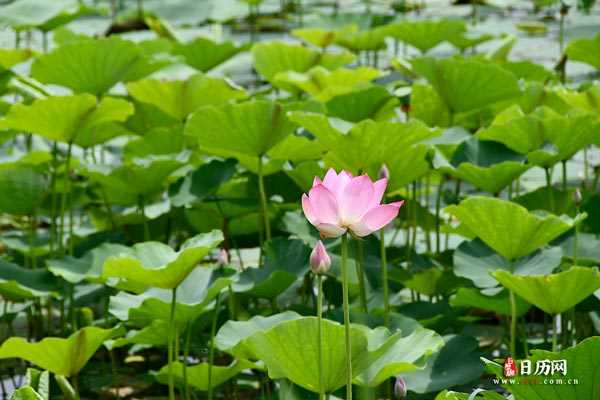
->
left=310, top=240, right=331, bottom=275
left=217, top=248, right=229, bottom=266
left=394, top=376, right=407, bottom=398
left=379, top=164, right=390, bottom=181
left=573, top=188, right=582, bottom=206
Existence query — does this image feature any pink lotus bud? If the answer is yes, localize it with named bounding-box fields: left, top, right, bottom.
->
left=310, top=240, right=331, bottom=275
left=573, top=188, right=582, bottom=206
left=394, top=376, right=407, bottom=398
left=217, top=248, right=229, bottom=266
left=378, top=164, right=390, bottom=180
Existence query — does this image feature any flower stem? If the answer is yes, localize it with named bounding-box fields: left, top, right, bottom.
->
left=341, top=233, right=352, bottom=400
left=59, top=142, right=73, bottom=255
left=355, top=239, right=367, bottom=313
left=208, top=292, right=221, bottom=400
left=183, top=322, right=191, bottom=400
left=168, top=287, right=177, bottom=400
left=380, top=229, right=390, bottom=327
left=138, top=196, right=150, bottom=241
left=317, top=275, right=325, bottom=400
left=257, top=156, right=271, bottom=242
left=552, top=314, right=559, bottom=352
left=509, top=289, right=517, bottom=356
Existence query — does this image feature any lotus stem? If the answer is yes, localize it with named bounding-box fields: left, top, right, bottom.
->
left=509, top=289, right=517, bottom=356
left=355, top=239, right=368, bottom=313
left=341, top=233, right=352, bottom=400
left=59, top=142, right=73, bottom=255
left=138, top=196, right=150, bottom=241
left=29, top=213, right=37, bottom=269
left=317, top=274, right=325, bottom=400
left=380, top=228, right=390, bottom=327
left=168, top=287, right=177, bottom=400
left=208, top=292, right=222, bottom=400
left=257, top=156, right=271, bottom=242
left=435, top=176, right=443, bottom=254
left=552, top=314, right=559, bottom=352
left=561, top=160, right=567, bottom=191
left=183, top=322, right=191, bottom=400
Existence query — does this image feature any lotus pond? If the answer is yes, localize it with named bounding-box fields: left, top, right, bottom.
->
left=0, top=0, right=600, bottom=399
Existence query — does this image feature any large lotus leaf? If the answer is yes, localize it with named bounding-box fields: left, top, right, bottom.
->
left=1, top=230, right=51, bottom=258
left=9, top=386, right=44, bottom=400
left=410, top=83, right=452, bottom=127
left=31, top=36, right=173, bottom=95
left=446, top=196, right=580, bottom=260
left=126, top=74, right=247, bottom=121
left=355, top=328, right=443, bottom=387
left=85, top=156, right=184, bottom=205
left=47, top=243, right=133, bottom=284
left=454, top=239, right=562, bottom=288
left=0, top=164, right=47, bottom=215
left=292, top=26, right=358, bottom=48
left=289, top=112, right=439, bottom=189
left=172, top=37, right=246, bottom=72
left=169, top=158, right=238, bottom=207
left=555, top=85, right=600, bottom=114
left=274, top=66, right=381, bottom=102
left=484, top=336, right=600, bottom=399
left=109, top=319, right=170, bottom=348
left=0, top=327, right=115, bottom=377
left=0, top=95, right=133, bottom=146
left=267, top=134, right=326, bottom=163
left=448, top=33, right=494, bottom=51
left=103, top=230, right=223, bottom=290
left=499, top=60, right=554, bottom=82
left=514, top=186, right=576, bottom=216
left=530, top=107, right=600, bottom=165
left=476, top=105, right=544, bottom=154
left=233, top=238, right=311, bottom=298
left=435, top=390, right=505, bottom=400
left=385, top=20, right=466, bottom=53
left=325, top=85, right=399, bottom=122
left=412, top=57, right=521, bottom=114
left=401, top=335, right=482, bottom=394
left=154, top=360, right=254, bottom=391
left=566, top=33, right=600, bottom=70
left=0, top=0, right=89, bottom=31
left=240, top=317, right=405, bottom=393
left=0, top=260, right=60, bottom=301
left=442, top=161, right=530, bottom=195
left=334, top=26, right=388, bottom=52
left=109, top=266, right=234, bottom=326
left=216, top=311, right=302, bottom=360
left=185, top=100, right=296, bottom=157
left=450, top=287, right=530, bottom=316
left=252, top=42, right=355, bottom=87
left=123, top=126, right=184, bottom=160
left=493, top=267, right=600, bottom=315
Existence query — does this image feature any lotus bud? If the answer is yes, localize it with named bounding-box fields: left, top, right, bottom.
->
left=310, top=240, right=331, bottom=275
left=394, top=376, right=407, bottom=398
left=378, top=164, right=390, bottom=181
left=217, top=248, right=229, bottom=266
left=573, top=188, right=582, bottom=207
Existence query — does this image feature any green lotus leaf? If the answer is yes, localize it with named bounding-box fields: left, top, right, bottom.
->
left=325, top=85, right=399, bottom=122
left=499, top=60, right=554, bottom=82
left=24, top=368, right=49, bottom=400
left=410, top=83, right=451, bottom=127
left=252, top=41, right=355, bottom=89
left=483, top=336, right=600, bottom=399
left=412, top=57, right=521, bottom=114
left=454, top=239, right=562, bottom=289
left=476, top=105, right=544, bottom=154
left=566, top=33, right=600, bottom=70
left=435, top=389, right=506, bottom=400
left=154, top=360, right=254, bottom=391
left=444, top=161, right=530, bottom=195
left=555, top=84, right=600, bottom=114
left=232, top=238, right=311, bottom=298
left=186, top=100, right=296, bottom=158
left=0, top=326, right=116, bottom=377
left=446, top=196, right=581, bottom=260
left=450, top=287, right=530, bottom=316
left=123, top=127, right=185, bottom=160
left=493, top=267, right=600, bottom=315
left=274, top=66, right=381, bottom=102
left=0, top=95, right=133, bottom=146
left=172, top=37, right=247, bottom=72
left=216, top=311, right=302, bottom=359
left=0, top=48, right=33, bottom=70
left=355, top=328, right=443, bottom=387
left=292, top=26, right=357, bottom=48
left=84, top=156, right=184, bottom=205
left=109, top=265, right=234, bottom=326
left=401, top=335, right=483, bottom=394
left=267, top=134, right=326, bottom=163
left=289, top=111, right=439, bottom=190
left=385, top=20, right=466, bottom=54
left=103, top=230, right=223, bottom=290
left=334, top=26, right=388, bottom=52
left=399, top=268, right=467, bottom=297
left=109, top=319, right=170, bottom=348
left=47, top=243, right=134, bottom=284
left=0, top=163, right=48, bottom=215
left=448, top=33, right=494, bottom=51
left=31, top=36, right=174, bottom=95
left=514, top=186, right=576, bottom=216
left=126, top=74, right=247, bottom=121
left=0, top=260, right=60, bottom=301
left=9, top=386, right=44, bottom=400
left=0, top=0, right=92, bottom=31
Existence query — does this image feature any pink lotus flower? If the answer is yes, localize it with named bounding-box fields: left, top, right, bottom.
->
left=302, top=169, right=403, bottom=238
